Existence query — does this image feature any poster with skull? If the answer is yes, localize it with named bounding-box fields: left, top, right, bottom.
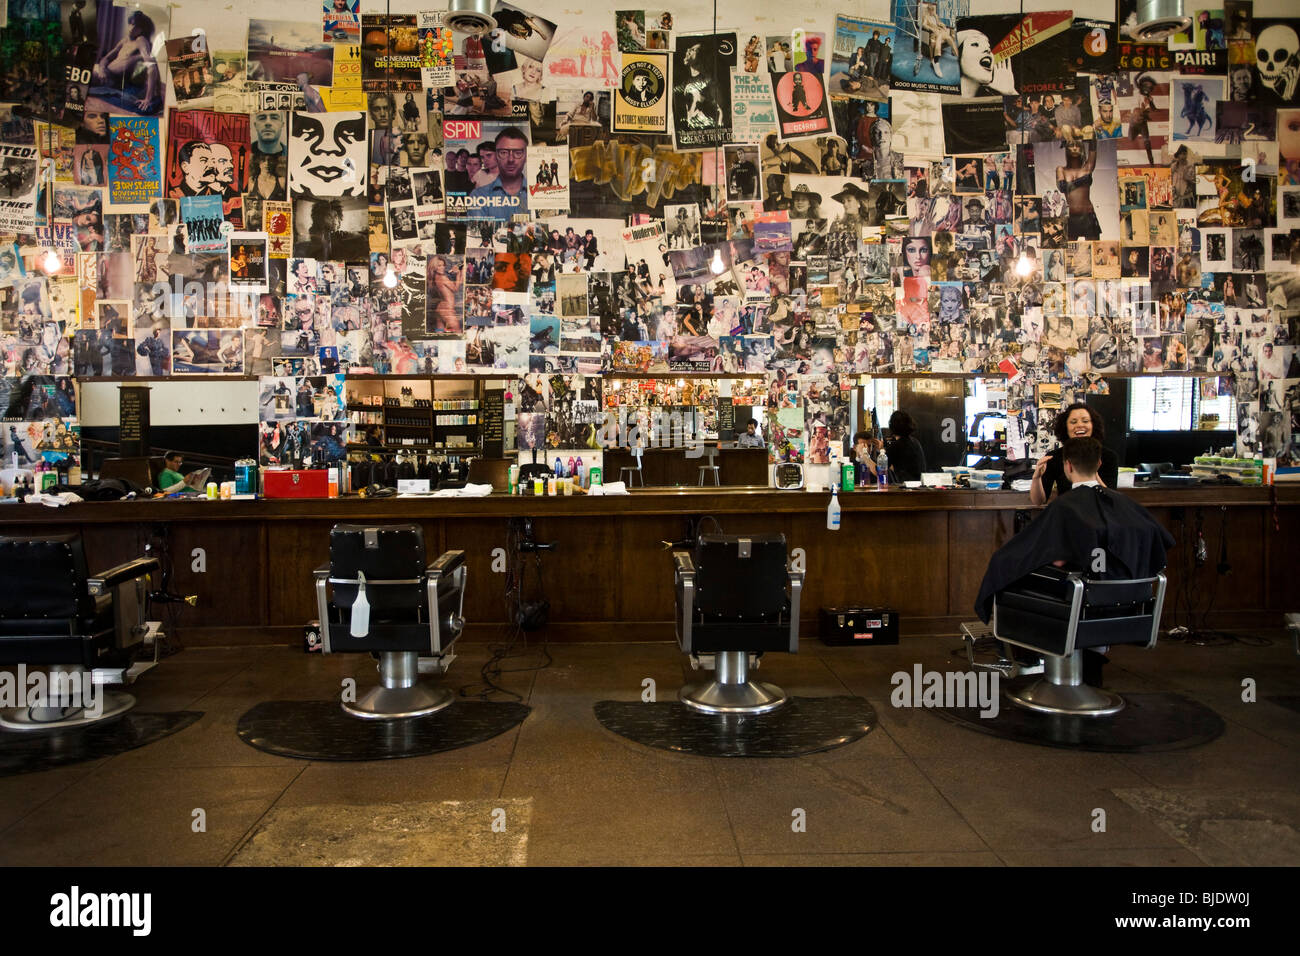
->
left=1253, top=19, right=1300, bottom=105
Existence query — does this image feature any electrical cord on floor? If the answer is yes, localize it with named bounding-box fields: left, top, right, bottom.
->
left=457, top=520, right=552, bottom=701
left=139, top=525, right=184, bottom=659
left=1164, top=507, right=1271, bottom=648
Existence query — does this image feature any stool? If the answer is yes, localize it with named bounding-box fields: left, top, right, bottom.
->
left=697, top=464, right=720, bottom=485
left=619, top=465, right=643, bottom=486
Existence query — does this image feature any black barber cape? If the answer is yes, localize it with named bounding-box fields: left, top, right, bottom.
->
left=975, top=484, right=1175, bottom=623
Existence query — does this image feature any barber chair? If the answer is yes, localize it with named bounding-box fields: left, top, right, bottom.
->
left=673, top=534, right=802, bottom=715
left=964, top=565, right=1166, bottom=716
left=313, top=524, right=466, bottom=720
left=0, top=535, right=160, bottom=731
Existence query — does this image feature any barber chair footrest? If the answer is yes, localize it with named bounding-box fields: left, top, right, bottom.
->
left=680, top=679, right=787, bottom=715
left=417, top=653, right=455, bottom=676
left=343, top=683, right=454, bottom=720
left=1006, top=679, right=1125, bottom=717
left=0, top=691, right=136, bottom=732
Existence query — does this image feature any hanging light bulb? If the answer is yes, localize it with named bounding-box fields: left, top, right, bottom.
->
left=383, top=264, right=398, bottom=288
left=42, top=249, right=61, bottom=275
left=1015, top=252, right=1032, bottom=277
left=709, top=248, right=724, bottom=275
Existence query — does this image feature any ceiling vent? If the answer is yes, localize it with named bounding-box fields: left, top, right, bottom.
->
left=1133, top=0, right=1192, bottom=42
left=445, top=0, right=497, bottom=35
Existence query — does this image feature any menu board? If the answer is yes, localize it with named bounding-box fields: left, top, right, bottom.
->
left=118, top=386, right=151, bottom=458
left=483, top=388, right=504, bottom=459
left=716, top=399, right=735, bottom=442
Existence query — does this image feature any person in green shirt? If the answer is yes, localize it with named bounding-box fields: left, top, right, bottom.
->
left=158, top=451, right=186, bottom=491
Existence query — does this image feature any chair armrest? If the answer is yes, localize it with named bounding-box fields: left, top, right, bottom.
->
left=428, top=550, right=466, bottom=576
left=89, top=556, right=159, bottom=592
left=313, top=563, right=331, bottom=579
left=786, top=568, right=803, bottom=653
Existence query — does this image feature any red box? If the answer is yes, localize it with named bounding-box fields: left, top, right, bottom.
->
left=262, top=469, right=329, bottom=498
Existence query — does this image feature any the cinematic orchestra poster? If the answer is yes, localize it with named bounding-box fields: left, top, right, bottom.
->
left=0, top=1, right=1295, bottom=468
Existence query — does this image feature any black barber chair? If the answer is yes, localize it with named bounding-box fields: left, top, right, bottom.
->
left=673, top=534, right=802, bottom=715
left=968, top=565, right=1167, bottom=716
left=313, top=524, right=466, bottom=720
left=0, top=535, right=160, bottom=731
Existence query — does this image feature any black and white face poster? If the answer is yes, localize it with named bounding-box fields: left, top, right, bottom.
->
left=288, top=110, right=367, bottom=198
left=671, top=32, right=735, bottom=150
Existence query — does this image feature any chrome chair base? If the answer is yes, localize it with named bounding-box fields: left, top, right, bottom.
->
left=680, top=679, right=787, bottom=715
left=1004, top=651, right=1125, bottom=717
left=343, top=684, right=454, bottom=720
left=342, top=651, right=455, bottom=720
left=679, top=650, right=788, bottom=715
left=0, top=691, right=135, bottom=732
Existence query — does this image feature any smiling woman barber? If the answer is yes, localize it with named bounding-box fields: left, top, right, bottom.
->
left=1029, top=402, right=1120, bottom=505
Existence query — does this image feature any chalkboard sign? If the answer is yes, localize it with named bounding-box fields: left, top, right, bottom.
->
left=482, top=388, right=505, bottom=458
left=717, top=399, right=736, bottom=441
left=118, top=386, right=150, bottom=458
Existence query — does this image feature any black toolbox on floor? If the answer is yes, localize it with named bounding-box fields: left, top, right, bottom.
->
left=819, top=607, right=900, bottom=645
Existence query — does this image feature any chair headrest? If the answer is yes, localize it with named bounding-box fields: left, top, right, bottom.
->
left=330, top=524, right=426, bottom=578
left=693, top=534, right=789, bottom=618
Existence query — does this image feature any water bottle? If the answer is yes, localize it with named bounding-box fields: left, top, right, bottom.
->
left=876, top=448, right=890, bottom=489
left=827, top=485, right=841, bottom=530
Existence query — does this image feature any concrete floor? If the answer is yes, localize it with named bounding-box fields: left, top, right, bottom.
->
left=1, top=632, right=1298, bottom=867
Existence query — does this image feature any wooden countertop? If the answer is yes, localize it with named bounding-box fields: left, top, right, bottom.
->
left=1, top=484, right=1294, bottom=524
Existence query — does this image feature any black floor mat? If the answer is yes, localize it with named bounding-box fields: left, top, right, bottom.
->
left=0, top=711, right=203, bottom=776
left=593, top=696, right=876, bottom=757
left=932, top=688, right=1225, bottom=752
left=236, top=700, right=530, bottom=761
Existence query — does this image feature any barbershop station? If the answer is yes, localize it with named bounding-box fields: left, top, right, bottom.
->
left=0, top=0, right=1298, bottom=891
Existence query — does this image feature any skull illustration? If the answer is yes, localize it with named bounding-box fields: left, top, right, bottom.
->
left=1256, top=24, right=1299, bottom=93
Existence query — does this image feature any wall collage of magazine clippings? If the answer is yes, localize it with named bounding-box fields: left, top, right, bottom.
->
left=0, top=0, right=1298, bottom=469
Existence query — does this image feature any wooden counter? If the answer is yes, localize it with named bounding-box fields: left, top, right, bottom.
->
left=2, top=485, right=1295, bottom=644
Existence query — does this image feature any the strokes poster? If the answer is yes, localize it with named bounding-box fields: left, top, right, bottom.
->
left=671, top=32, right=735, bottom=150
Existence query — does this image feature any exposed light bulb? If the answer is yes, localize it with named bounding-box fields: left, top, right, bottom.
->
left=383, top=264, right=398, bottom=288
left=709, top=249, right=724, bottom=274
left=1015, top=253, right=1032, bottom=277
left=42, top=249, right=61, bottom=274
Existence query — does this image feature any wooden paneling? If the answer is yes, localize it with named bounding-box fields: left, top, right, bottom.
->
left=2, top=487, right=1294, bottom=642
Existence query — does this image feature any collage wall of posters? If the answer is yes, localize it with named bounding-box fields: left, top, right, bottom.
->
left=0, top=1, right=1298, bottom=476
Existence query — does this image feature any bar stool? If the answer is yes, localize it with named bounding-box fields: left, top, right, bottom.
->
left=697, top=447, right=720, bottom=486
left=619, top=448, right=644, bottom=487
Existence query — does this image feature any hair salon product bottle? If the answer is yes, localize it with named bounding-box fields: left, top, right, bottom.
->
left=554, top=456, right=564, bottom=477
left=876, top=449, right=889, bottom=489
left=574, top=457, right=584, bottom=488
left=827, top=485, right=841, bottom=531
left=567, top=457, right=576, bottom=479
